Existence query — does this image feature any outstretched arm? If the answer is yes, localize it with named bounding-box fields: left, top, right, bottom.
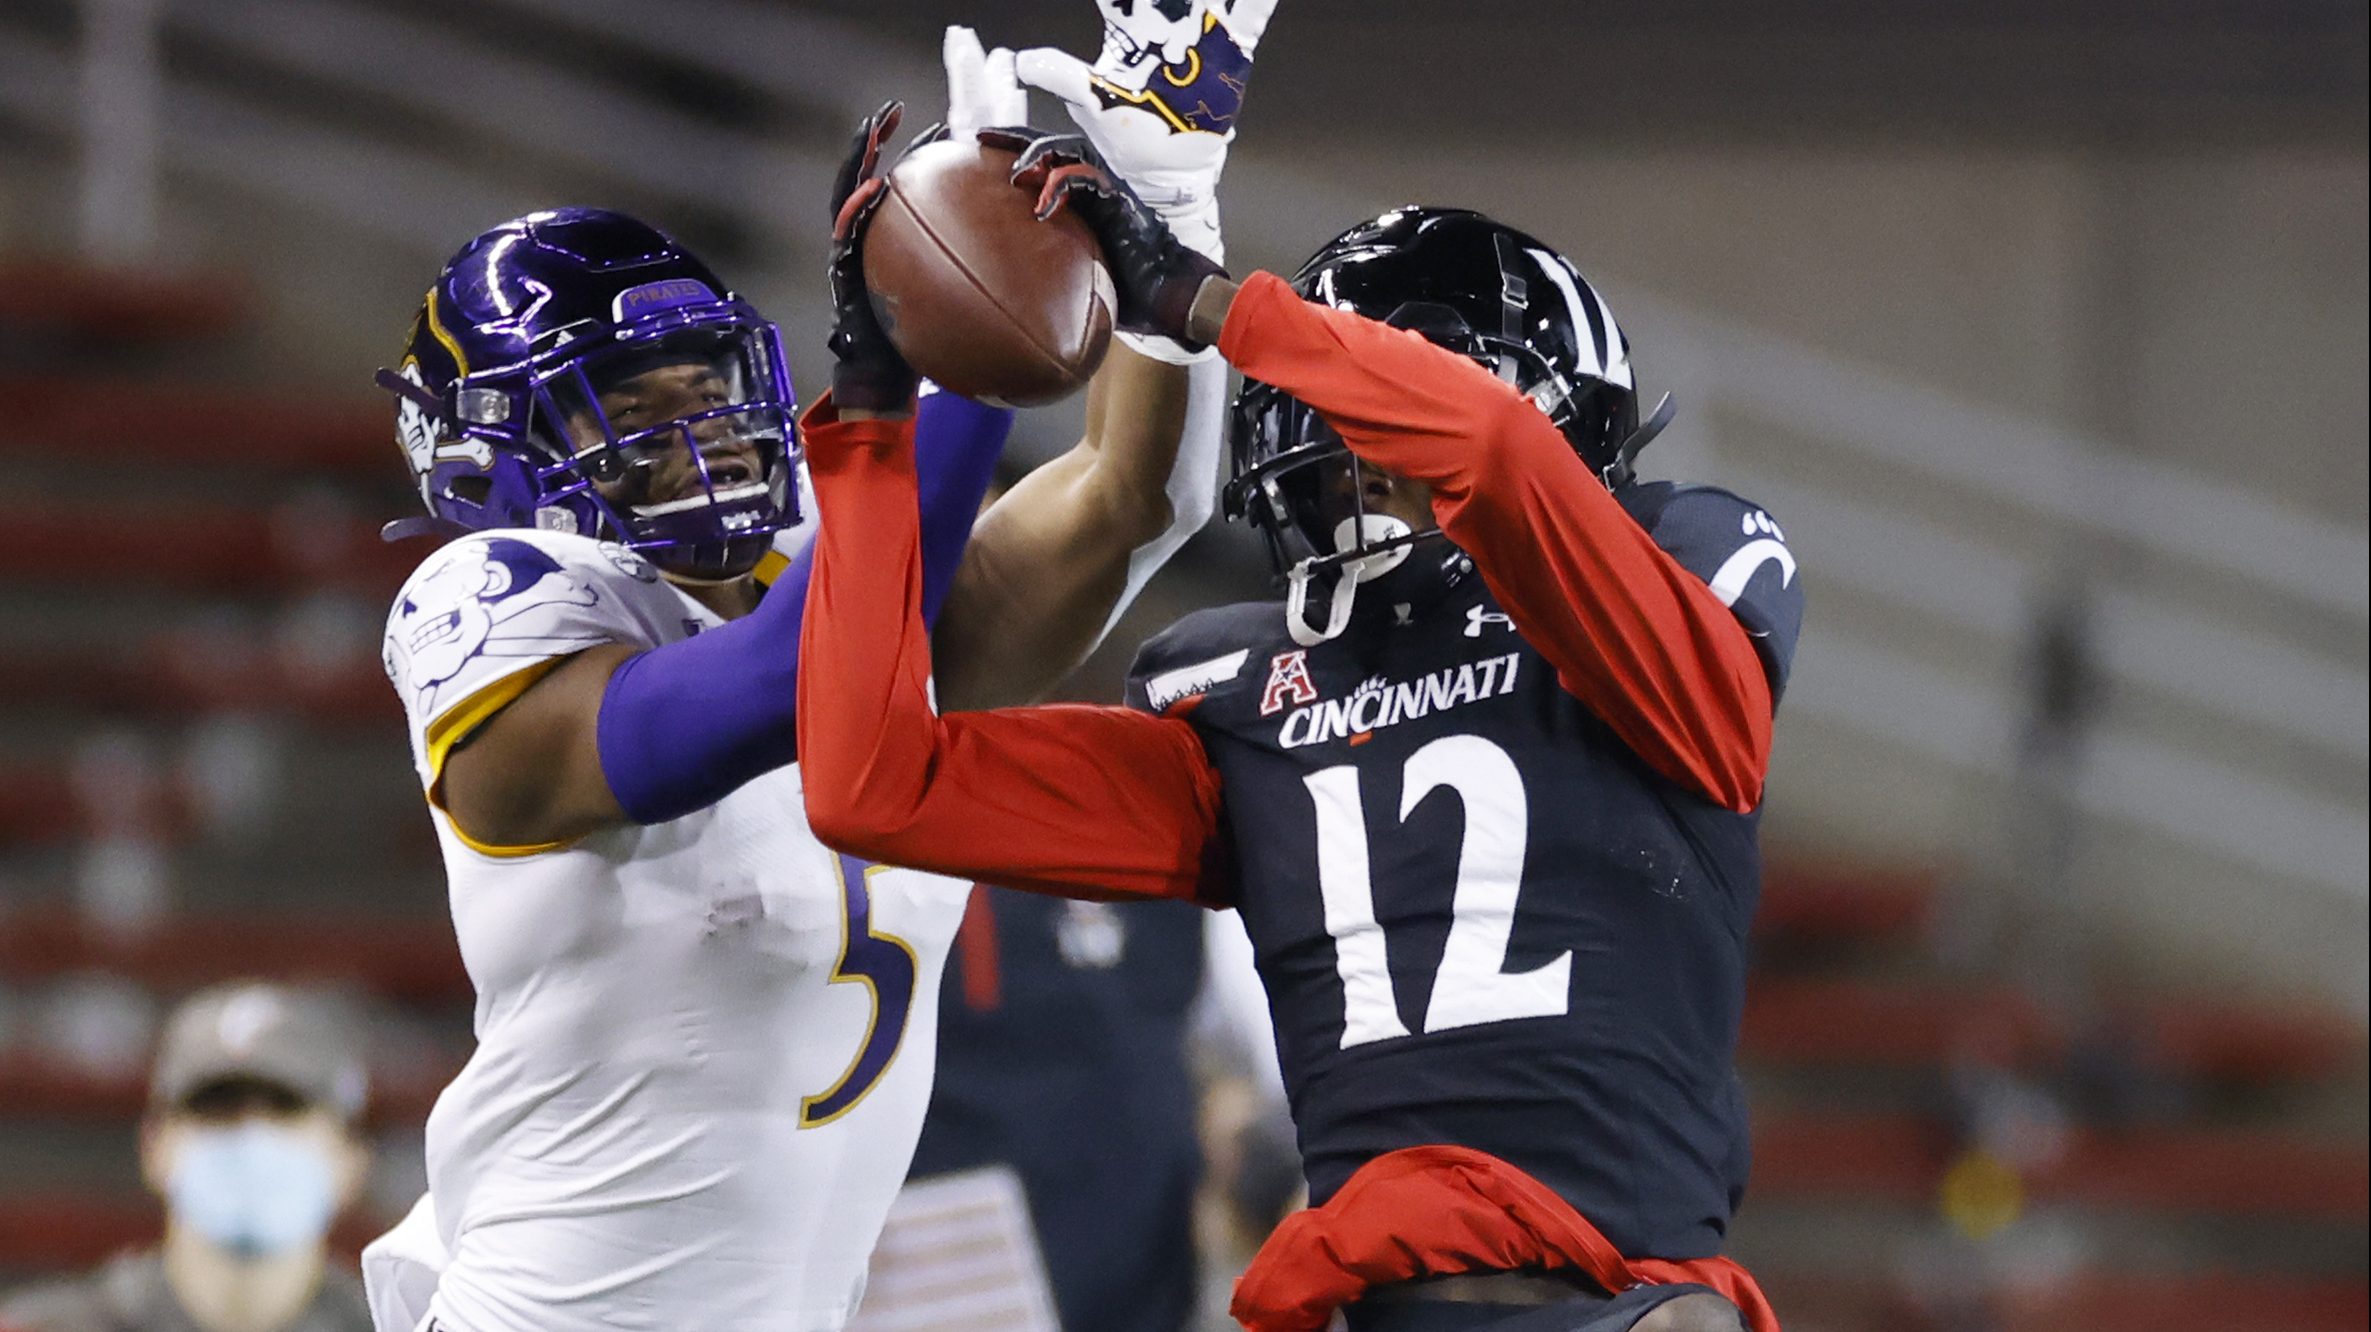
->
left=931, top=345, right=1224, bottom=709
left=1198, top=272, right=1775, bottom=813
left=579, top=389, right=1011, bottom=827
left=797, top=393, right=1229, bottom=905
left=927, top=7, right=1278, bottom=708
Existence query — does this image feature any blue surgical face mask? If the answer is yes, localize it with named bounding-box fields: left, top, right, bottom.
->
left=165, top=1121, right=341, bottom=1258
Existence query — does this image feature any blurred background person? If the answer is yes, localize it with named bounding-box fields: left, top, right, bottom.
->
left=905, top=894, right=1212, bottom=1332
left=0, top=982, right=374, bottom=1332
left=853, top=893, right=1294, bottom=1332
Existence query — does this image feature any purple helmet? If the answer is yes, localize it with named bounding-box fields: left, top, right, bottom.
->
left=383, top=207, right=799, bottom=579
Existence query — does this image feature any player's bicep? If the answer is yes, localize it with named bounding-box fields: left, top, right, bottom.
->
left=434, top=643, right=634, bottom=854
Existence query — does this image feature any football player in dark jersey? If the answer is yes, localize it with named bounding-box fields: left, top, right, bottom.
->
left=798, top=132, right=1801, bottom=1332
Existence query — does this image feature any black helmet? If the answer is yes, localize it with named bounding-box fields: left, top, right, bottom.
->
left=1223, top=207, right=1659, bottom=618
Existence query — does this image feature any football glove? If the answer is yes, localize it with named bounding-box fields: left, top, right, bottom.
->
left=826, top=101, right=945, bottom=413
left=1010, top=0, right=1279, bottom=267
left=985, top=129, right=1226, bottom=351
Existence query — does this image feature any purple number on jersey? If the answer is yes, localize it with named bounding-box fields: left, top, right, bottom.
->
left=799, top=855, right=921, bottom=1127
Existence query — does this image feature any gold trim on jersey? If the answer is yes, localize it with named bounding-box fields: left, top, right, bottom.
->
left=441, top=812, right=576, bottom=861
left=421, top=656, right=577, bottom=859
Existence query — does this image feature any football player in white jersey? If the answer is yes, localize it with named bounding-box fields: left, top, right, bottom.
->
left=361, top=9, right=1275, bottom=1331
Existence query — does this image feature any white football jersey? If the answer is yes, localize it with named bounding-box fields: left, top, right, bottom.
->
left=378, top=528, right=971, bottom=1332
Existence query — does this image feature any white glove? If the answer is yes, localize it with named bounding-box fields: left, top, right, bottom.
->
left=1099, top=354, right=1228, bottom=635
left=942, top=25, right=1026, bottom=140
left=1012, top=0, right=1279, bottom=267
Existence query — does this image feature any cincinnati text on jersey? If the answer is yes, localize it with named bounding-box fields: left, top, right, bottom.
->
left=1277, top=651, right=1523, bottom=749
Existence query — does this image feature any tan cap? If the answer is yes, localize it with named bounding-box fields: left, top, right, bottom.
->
left=149, top=982, right=369, bottom=1121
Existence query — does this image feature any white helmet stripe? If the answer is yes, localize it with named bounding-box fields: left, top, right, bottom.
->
left=1590, top=283, right=1633, bottom=389
left=1527, top=247, right=1633, bottom=390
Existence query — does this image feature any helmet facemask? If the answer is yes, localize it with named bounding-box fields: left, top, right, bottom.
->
left=1226, top=386, right=1465, bottom=646
left=387, top=211, right=807, bottom=574
left=524, top=320, right=798, bottom=582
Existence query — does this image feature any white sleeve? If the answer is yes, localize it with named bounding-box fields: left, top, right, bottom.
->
left=381, top=531, right=669, bottom=791
left=360, top=1192, right=446, bottom=1332
left=1096, top=353, right=1231, bottom=640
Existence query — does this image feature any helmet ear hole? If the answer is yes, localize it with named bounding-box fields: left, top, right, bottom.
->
left=447, top=475, right=493, bottom=507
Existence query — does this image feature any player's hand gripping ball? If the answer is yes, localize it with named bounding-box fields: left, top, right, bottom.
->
left=985, top=129, right=1224, bottom=350
left=853, top=137, right=1118, bottom=408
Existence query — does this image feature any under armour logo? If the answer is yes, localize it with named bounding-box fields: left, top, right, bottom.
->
left=1464, top=605, right=1514, bottom=638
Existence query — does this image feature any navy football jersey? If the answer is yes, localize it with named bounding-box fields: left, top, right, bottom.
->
left=912, top=892, right=1206, bottom=1332
left=1124, top=481, right=1802, bottom=1261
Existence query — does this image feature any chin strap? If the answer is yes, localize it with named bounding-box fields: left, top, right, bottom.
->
left=1284, top=556, right=1361, bottom=648
left=375, top=366, right=446, bottom=416
left=1600, top=391, right=1676, bottom=489
left=1284, top=513, right=1423, bottom=647
left=655, top=565, right=747, bottom=589
left=379, top=515, right=472, bottom=544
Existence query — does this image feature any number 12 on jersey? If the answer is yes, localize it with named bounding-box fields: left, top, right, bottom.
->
left=1305, top=734, right=1571, bottom=1049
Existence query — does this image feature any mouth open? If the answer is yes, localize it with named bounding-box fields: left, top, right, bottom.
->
left=604, top=433, right=772, bottom=518
left=703, top=454, right=756, bottom=488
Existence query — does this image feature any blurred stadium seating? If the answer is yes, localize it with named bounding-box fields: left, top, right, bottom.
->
left=0, top=256, right=469, bottom=1278
left=1, top=3, right=2362, bottom=1331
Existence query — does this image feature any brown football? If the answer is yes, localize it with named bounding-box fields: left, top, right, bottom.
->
left=860, top=139, right=1116, bottom=408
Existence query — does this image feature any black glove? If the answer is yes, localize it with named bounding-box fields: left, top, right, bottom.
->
left=827, top=101, right=927, bottom=413
left=981, top=128, right=1228, bottom=350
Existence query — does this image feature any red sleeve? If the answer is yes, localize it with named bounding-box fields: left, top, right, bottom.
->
left=794, top=393, right=1230, bottom=905
left=1217, top=272, right=1772, bottom=813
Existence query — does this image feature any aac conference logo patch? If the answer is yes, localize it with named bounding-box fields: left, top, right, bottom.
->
left=1259, top=649, right=1318, bottom=717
